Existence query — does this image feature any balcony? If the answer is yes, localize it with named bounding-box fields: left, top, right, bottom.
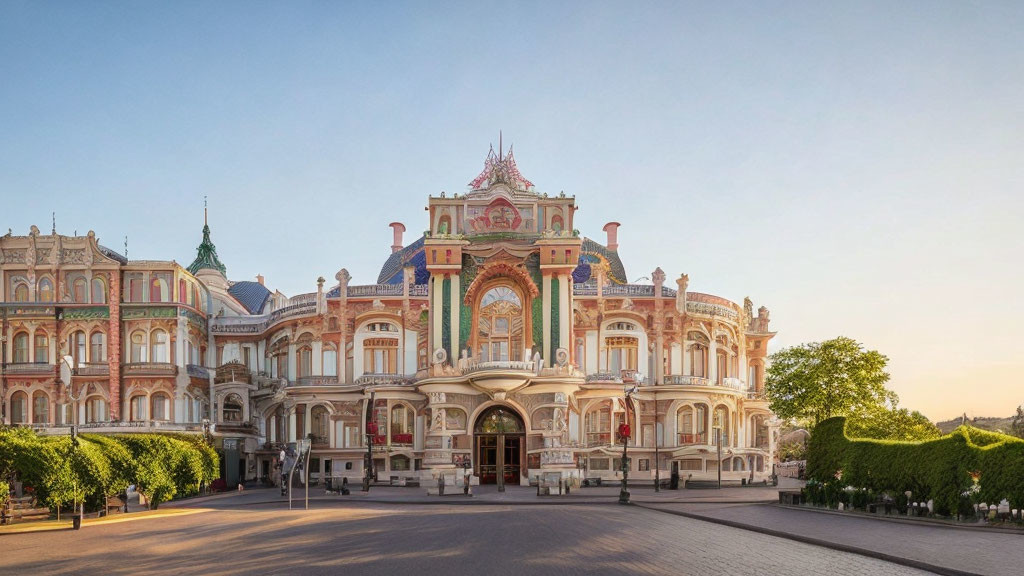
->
left=747, top=389, right=768, bottom=401
left=585, top=372, right=622, bottom=383
left=678, top=433, right=707, bottom=446
left=353, top=373, right=413, bottom=386
left=665, top=375, right=709, bottom=386
left=295, top=375, right=340, bottom=387
left=3, top=363, right=56, bottom=376
left=347, top=284, right=404, bottom=298
left=585, top=432, right=612, bottom=447
left=721, top=377, right=745, bottom=390
left=464, top=360, right=536, bottom=374
left=74, top=362, right=109, bottom=377
left=123, top=362, right=177, bottom=377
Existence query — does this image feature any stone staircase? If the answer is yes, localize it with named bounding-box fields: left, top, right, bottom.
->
left=5, top=495, right=51, bottom=523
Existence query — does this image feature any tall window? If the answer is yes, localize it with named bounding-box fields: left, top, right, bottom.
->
left=477, top=286, right=522, bottom=362
left=187, top=339, right=200, bottom=365
left=10, top=391, right=28, bottom=424
left=130, top=331, right=147, bottom=363
left=34, top=331, right=48, bottom=363
left=151, top=330, right=168, bottom=363
left=13, top=283, right=29, bottom=302
left=690, top=344, right=707, bottom=377
left=38, top=278, right=54, bottom=302
left=322, top=347, right=337, bottom=376
left=585, top=403, right=612, bottom=446
left=130, top=395, right=146, bottom=421
left=91, top=276, right=106, bottom=304
left=32, top=392, right=49, bottom=424
left=69, top=331, right=86, bottom=365
left=298, top=346, right=312, bottom=377
left=311, top=405, right=329, bottom=444
left=677, top=406, right=694, bottom=444
left=90, top=332, right=105, bottom=362
left=364, top=338, right=398, bottom=374
left=713, top=406, right=730, bottom=446
left=73, top=277, right=88, bottom=302
left=86, top=397, right=107, bottom=423
left=127, top=273, right=144, bottom=302
left=151, top=394, right=170, bottom=421
left=179, top=279, right=187, bottom=303
left=13, top=333, right=29, bottom=363
left=150, top=274, right=171, bottom=303
left=390, top=404, right=414, bottom=444
left=223, top=395, right=243, bottom=422
left=605, top=337, right=638, bottom=372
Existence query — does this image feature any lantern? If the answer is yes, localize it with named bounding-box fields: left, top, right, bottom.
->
left=617, top=422, right=631, bottom=442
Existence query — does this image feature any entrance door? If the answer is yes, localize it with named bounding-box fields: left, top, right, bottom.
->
left=503, top=436, right=521, bottom=485
left=473, top=405, right=526, bottom=488
left=478, top=436, right=499, bottom=484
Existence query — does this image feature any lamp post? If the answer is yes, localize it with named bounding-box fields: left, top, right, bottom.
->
left=619, top=383, right=638, bottom=505
left=59, top=355, right=84, bottom=529
left=363, top=392, right=376, bottom=492
left=653, top=385, right=660, bottom=492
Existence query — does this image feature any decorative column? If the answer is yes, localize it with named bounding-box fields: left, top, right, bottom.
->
left=558, top=273, right=570, bottom=361
left=107, top=271, right=121, bottom=420
left=449, top=273, right=460, bottom=358
left=287, top=339, right=297, bottom=382
left=542, top=272, right=552, bottom=367
left=708, top=319, right=718, bottom=384
left=431, top=275, right=443, bottom=357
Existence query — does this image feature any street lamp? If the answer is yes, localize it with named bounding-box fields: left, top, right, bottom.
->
left=363, top=391, right=376, bottom=492
left=59, top=355, right=84, bottom=529
left=619, top=382, right=638, bottom=505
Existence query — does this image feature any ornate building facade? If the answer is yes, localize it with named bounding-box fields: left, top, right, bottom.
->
left=1, top=146, right=778, bottom=488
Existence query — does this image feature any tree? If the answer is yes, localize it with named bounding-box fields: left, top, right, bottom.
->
left=766, top=337, right=896, bottom=427
left=846, top=407, right=941, bottom=441
left=1010, top=405, right=1024, bottom=439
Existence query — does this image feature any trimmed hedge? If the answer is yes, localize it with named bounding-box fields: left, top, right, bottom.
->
left=0, top=427, right=219, bottom=511
left=807, top=417, right=1024, bottom=516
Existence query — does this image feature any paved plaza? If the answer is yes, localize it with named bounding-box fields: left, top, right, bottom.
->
left=2, top=494, right=936, bottom=576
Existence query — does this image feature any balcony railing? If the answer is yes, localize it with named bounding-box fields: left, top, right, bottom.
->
left=722, top=377, right=744, bottom=390
left=295, top=375, right=339, bottom=386
left=585, top=372, right=622, bottom=383
left=391, top=433, right=413, bottom=445
left=353, top=373, right=413, bottom=386
left=3, top=363, right=56, bottom=376
left=585, top=432, right=612, bottom=447
left=347, top=284, right=405, bottom=298
left=74, top=363, right=109, bottom=377
left=747, top=389, right=767, bottom=400
left=573, top=283, right=597, bottom=296
left=123, top=362, right=177, bottom=376
left=602, top=284, right=655, bottom=297
left=665, top=375, right=710, bottom=386
left=464, top=360, right=536, bottom=374
left=408, top=284, right=428, bottom=297
left=678, top=433, right=707, bottom=445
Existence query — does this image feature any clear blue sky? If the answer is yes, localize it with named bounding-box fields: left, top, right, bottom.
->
left=2, top=1, right=1022, bottom=421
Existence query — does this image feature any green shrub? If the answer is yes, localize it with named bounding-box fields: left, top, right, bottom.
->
left=807, top=417, right=1024, bottom=516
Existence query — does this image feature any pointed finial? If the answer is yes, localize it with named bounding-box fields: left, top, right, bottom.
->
left=499, top=130, right=503, bottom=161
left=204, top=195, right=208, bottom=226
left=124, top=235, right=129, bottom=259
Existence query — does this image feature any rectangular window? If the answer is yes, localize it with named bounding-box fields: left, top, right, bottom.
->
left=323, top=349, right=337, bottom=376
left=638, top=459, right=650, bottom=472
left=589, top=458, right=609, bottom=471
left=679, top=458, right=703, bottom=471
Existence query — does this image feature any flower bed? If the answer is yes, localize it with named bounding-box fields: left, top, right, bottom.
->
left=804, top=417, right=1024, bottom=522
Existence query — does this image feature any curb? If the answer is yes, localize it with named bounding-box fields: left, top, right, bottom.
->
left=773, top=503, right=1024, bottom=534
left=0, top=508, right=210, bottom=536
left=172, top=494, right=778, bottom=509
left=632, top=503, right=980, bottom=576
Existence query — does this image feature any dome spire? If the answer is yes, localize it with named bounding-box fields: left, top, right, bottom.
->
left=187, top=197, right=226, bottom=275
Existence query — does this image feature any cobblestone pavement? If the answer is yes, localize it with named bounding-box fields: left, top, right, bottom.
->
left=644, top=502, right=1023, bottom=576
left=1, top=502, right=933, bottom=576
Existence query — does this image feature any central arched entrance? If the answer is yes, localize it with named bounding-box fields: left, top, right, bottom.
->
left=474, top=405, right=525, bottom=490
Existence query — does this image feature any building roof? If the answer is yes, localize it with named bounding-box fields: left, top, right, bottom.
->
left=187, top=223, right=227, bottom=276
left=227, top=281, right=271, bottom=314
left=98, top=244, right=128, bottom=264
left=376, top=235, right=428, bottom=285
left=468, top=144, right=534, bottom=192
left=580, top=237, right=627, bottom=284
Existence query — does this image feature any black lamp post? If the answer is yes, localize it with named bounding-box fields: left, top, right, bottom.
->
left=618, top=383, right=637, bottom=505
left=363, top=392, right=376, bottom=492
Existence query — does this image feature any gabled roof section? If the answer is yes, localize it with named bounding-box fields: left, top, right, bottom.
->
left=580, top=237, right=627, bottom=285
left=227, top=281, right=271, bottom=314
left=187, top=222, right=227, bottom=276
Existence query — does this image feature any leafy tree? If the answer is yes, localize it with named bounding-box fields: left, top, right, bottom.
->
left=766, top=337, right=896, bottom=426
left=847, top=407, right=941, bottom=441
left=1010, top=405, right=1024, bottom=439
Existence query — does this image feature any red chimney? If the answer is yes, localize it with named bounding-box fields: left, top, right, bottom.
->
left=603, top=222, right=621, bottom=251
left=256, top=274, right=264, bottom=286
left=389, top=222, right=406, bottom=253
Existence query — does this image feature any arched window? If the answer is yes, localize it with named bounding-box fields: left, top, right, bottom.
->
left=10, top=391, right=28, bottom=424
left=363, top=335, right=398, bottom=374
left=69, top=330, right=86, bottom=365
left=322, top=346, right=338, bottom=377
left=126, top=273, right=144, bottom=302
left=151, top=393, right=170, bottom=421
left=85, top=396, right=108, bottom=423
left=151, top=329, right=168, bottom=363
left=90, top=332, right=105, bottom=363
left=13, top=282, right=30, bottom=302
left=690, top=344, right=707, bottom=378
left=390, top=404, right=414, bottom=444
left=38, top=277, right=54, bottom=302
left=150, top=277, right=163, bottom=302
left=713, top=406, right=730, bottom=446
left=130, top=395, right=146, bottom=421
left=550, top=214, right=563, bottom=232
left=91, top=276, right=107, bottom=304
left=605, top=336, right=638, bottom=372
left=57, top=402, right=73, bottom=426
left=33, top=331, right=48, bottom=363
left=585, top=402, right=612, bottom=446
left=310, top=405, right=329, bottom=444
left=751, top=414, right=768, bottom=448
left=474, top=406, right=524, bottom=434
left=13, top=332, right=29, bottom=363
left=297, top=345, right=312, bottom=378
left=437, top=214, right=452, bottom=235
left=32, top=391, right=49, bottom=424
left=73, top=277, right=88, bottom=302
left=187, top=338, right=200, bottom=365
left=223, top=394, right=243, bottom=422
left=477, top=286, right=523, bottom=362
left=130, top=331, right=147, bottom=363
left=677, top=406, right=695, bottom=444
